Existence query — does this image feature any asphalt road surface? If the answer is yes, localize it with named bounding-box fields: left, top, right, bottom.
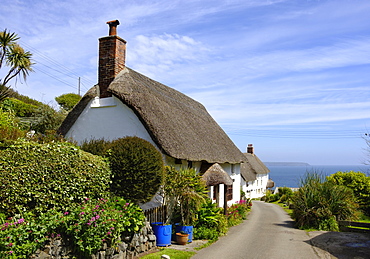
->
left=192, top=201, right=324, bottom=259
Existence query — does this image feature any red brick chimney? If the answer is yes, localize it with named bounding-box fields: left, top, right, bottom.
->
left=247, top=144, right=254, bottom=154
left=98, top=20, right=126, bottom=98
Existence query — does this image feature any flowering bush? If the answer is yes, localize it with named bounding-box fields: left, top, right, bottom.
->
left=61, top=197, right=146, bottom=256
left=0, top=197, right=146, bottom=258
left=226, top=200, right=251, bottom=227
left=0, top=212, right=59, bottom=258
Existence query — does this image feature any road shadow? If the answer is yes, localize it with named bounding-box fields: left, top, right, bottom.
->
left=274, top=220, right=296, bottom=228
left=305, top=231, right=370, bottom=259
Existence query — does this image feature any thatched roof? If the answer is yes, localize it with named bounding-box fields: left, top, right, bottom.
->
left=202, top=163, right=233, bottom=186
left=240, top=153, right=270, bottom=182
left=58, top=67, right=245, bottom=164
left=266, top=179, right=275, bottom=188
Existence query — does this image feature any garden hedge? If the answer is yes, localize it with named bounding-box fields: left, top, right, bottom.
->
left=0, top=141, right=111, bottom=217
left=108, top=137, right=164, bottom=204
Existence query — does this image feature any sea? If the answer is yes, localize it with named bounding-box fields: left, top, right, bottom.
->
left=266, top=164, right=370, bottom=188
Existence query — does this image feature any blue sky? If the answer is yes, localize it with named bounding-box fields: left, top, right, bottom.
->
left=2, top=0, right=370, bottom=165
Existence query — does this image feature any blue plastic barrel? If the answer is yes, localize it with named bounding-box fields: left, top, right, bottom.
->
left=175, top=225, right=193, bottom=243
left=151, top=222, right=172, bottom=246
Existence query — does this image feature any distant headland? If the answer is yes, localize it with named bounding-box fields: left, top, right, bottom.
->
left=264, top=162, right=310, bottom=166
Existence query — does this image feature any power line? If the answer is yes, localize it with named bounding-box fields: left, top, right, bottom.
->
left=36, top=66, right=78, bottom=90
left=20, top=41, right=94, bottom=92
left=226, top=128, right=364, bottom=139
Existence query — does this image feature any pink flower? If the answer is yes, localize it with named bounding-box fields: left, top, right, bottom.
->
left=95, top=215, right=100, bottom=219
left=17, top=218, right=25, bottom=224
left=107, top=231, right=112, bottom=235
left=64, top=212, right=69, bottom=215
left=8, top=251, right=13, bottom=254
left=79, top=212, right=85, bottom=215
left=7, top=243, right=13, bottom=247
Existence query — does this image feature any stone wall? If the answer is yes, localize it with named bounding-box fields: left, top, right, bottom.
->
left=31, top=222, right=157, bottom=259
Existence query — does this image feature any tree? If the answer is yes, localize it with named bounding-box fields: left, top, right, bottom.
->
left=0, top=29, right=33, bottom=102
left=327, top=171, right=370, bottom=216
left=55, top=93, right=81, bottom=111
left=30, top=104, right=66, bottom=134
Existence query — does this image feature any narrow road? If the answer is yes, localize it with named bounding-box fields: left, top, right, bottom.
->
left=192, top=201, right=324, bottom=259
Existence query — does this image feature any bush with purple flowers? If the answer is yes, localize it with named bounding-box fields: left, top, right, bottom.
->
left=61, top=197, right=145, bottom=256
left=0, top=211, right=60, bottom=258
left=0, top=197, right=145, bottom=258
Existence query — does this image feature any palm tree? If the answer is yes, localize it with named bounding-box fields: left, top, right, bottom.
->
left=0, top=29, right=33, bottom=102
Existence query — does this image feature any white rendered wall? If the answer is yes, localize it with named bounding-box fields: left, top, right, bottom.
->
left=242, top=173, right=269, bottom=199
left=219, top=163, right=241, bottom=206
left=66, top=96, right=157, bottom=147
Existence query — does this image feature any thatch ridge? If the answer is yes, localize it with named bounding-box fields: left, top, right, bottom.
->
left=58, top=67, right=246, bottom=164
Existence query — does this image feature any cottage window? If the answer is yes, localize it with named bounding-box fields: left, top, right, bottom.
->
left=226, top=185, right=233, bottom=201
left=175, top=159, right=182, bottom=164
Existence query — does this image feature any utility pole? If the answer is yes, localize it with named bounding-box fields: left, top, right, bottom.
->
left=78, top=77, right=81, bottom=96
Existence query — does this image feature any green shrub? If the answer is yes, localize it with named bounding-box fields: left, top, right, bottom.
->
left=0, top=211, right=59, bottom=258
left=193, top=226, right=220, bottom=241
left=0, top=97, right=37, bottom=117
left=80, top=138, right=112, bottom=157
left=0, top=109, right=25, bottom=142
left=0, top=141, right=111, bottom=217
left=31, top=105, right=66, bottom=134
left=60, top=197, right=145, bottom=257
left=193, top=200, right=227, bottom=240
left=108, top=137, right=164, bottom=204
left=327, top=171, right=370, bottom=216
left=0, top=197, right=146, bottom=258
left=292, top=173, right=358, bottom=231
left=262, top=190, right=279, bottom=203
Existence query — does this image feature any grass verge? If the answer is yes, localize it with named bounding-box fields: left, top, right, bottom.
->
left=139, top=248, right=195, bottom=259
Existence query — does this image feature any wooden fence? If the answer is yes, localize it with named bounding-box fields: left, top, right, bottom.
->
left=338, top=221, right=370, bottom=233
left=143, top=205, right=167, bottom=224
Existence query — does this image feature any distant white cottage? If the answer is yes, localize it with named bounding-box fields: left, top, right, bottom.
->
left=58, top=20, right=246, bottom=210
left=240, top=144, right=273, bottom=199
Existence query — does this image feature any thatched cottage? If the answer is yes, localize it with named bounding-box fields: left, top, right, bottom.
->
left=240, top=144, right=273, bottom=199
left=58, top=20, right=246, bottom=207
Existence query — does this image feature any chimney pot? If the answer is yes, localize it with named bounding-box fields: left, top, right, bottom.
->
left=247, top=144, right=254, bottom=154
left=107, top=20, right=120, bottom=36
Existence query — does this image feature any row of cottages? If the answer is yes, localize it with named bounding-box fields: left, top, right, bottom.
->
left=240, top=144, right=274, bottom=199
left=58, top=20, right=269, bottom=209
